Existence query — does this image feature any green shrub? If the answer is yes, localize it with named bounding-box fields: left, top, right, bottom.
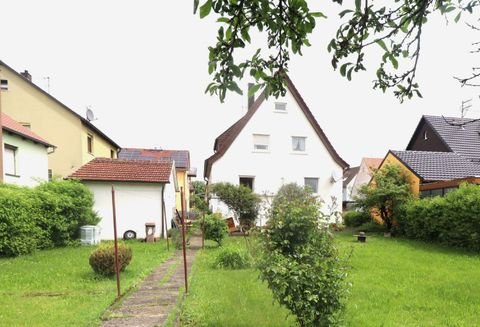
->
left=169, top=228, right=190, bottom=249
left=343, top=210, right=371, bottom=227
left=89, top=243, right=133, bottom=276
left=214, top=247, right=252, bottom=269
left=397, top=183, right=480, bottom=250
left=0, top=186, right=44, bottom=256
left=203, top=213, right=228, bottom=246
left=259, top=183, right=348, bottom=326
left=357, top=220, right=386, bottom=233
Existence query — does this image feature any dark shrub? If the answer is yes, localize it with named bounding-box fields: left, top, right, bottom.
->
left=215, top=247, right=252, bottom=269
left=343, top=210, right=371, bottom=227
left=89, top=243, right=133, bottom=276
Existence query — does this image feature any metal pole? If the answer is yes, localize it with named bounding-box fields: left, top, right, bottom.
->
left=111, top=186, right=121, bottom=297
left=162, top=185, right=169, bottom=251
left=202, top=179, right=209, bottom=250
left=180, top=187, right=188, bottom=293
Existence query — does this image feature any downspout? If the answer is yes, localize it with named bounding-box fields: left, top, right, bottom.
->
left=161, top=184, right=165, bottom=238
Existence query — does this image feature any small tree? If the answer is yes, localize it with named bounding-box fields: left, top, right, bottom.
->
left=190, top=180, right=210, bottom=214
left=210, top=182, right=260, bottom=230
left=355, top=164, right=413, bottom=233
left=258, top=183, right=348, bottom=326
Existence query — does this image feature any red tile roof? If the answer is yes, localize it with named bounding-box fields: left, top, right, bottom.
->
left=204, top=74, right=349, bottom=178
left=69, top=158, right=173, bottom=183
left=2, top=113, right=54, bottom=147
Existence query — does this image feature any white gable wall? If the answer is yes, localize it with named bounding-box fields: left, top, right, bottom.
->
left=210, top=91, right=344, bottom=221
left=85, top=180, right=176, bottom=240
left=3, top=132, right=49, bottom=187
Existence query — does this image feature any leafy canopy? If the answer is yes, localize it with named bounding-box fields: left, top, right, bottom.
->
left=195, top=0, right=479, bottom=102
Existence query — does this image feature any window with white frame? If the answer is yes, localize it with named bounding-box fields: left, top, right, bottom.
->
left=304, top=177, right=319, bottom=193
left=4, top=145, right=17, bottom=175
left=253, top=134, right=270, bottom=151
left=274, top=102, right=287, bottom=111
left=292, top=136, right=306, bottom=152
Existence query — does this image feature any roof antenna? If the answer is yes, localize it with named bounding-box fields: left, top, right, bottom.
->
left=86, top=106, right=97, bottom=122
left=43, top=76, right=50, bottom=93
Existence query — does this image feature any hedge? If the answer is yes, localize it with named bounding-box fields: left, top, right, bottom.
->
left=0, top=180, right=99, bottom=257
left=397, top=183, right=480, bottom=251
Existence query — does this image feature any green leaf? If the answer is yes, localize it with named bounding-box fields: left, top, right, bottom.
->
left=376, top=39, right=388, bottom=52
left=340, top=63, right=349, bottom=77
left=389, top=55, right=398, bottom=69
left=227, top=81, right=243, bottom=95
left=248, top=84, right=261, bottom=96
left=217, top=17, right=229, bottom=23
left=338, top=9, right=353, bottom=18
left=310, top=12, right=327, bottom=18
left=454, top=11, right=461, bottom=23
left=355, top=0, right=362, bottom=12
left=199, top=0, right=212, bottom=18
left=402, top=50, right=409, bottom=58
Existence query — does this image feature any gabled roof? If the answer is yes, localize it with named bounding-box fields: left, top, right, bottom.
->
left=204, top=75, right=349, bottom=178
left=118, top=148, right=190, bottom=169
left=69, top=158, right=173, bottom=183
left=0, top=60, right=120, bottom=149
left=2, top=112, right=54, bottom=147
left=343, top=166, right=359, bottom=187
left=389, top=150, right=480, bottom=182
left=407, top=115, right=480, bottom=161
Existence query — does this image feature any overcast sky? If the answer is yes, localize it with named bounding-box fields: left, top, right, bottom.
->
left=2, top=0, right=479, bottom=175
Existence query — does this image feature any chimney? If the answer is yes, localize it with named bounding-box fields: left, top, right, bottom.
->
left=248, top=83, right=255, bottom=110
left=20, top=70, right=32, bottom=82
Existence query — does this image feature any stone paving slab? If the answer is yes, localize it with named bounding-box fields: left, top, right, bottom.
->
left=101, top=236, right=202, bottom=327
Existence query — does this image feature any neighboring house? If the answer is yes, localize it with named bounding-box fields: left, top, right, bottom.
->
left=342, top=166, right=359, bottom=210
left=204, top=75, right=349, bottom=223
left=350, top=157, right=383, bottom=199
left=2, top=112, right=55, bottom=186
left=69, top=158, right=178, bottom=240
left=0, top=60, right=120, bottom=178
left=379, top=150, right=480, bottom=196
left=119, top=148, right=197, bottom=213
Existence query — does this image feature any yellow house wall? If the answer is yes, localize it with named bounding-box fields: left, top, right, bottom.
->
left=380, top=153, right=420, bottom=195
left=0, top=65, right=118, bottom=177
left=175, top=170, right=191, bottom=212
left=81, top=124, right=117, bottom=165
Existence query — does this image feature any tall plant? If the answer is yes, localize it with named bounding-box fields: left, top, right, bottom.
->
left=258, top=183, right=348, bottom=326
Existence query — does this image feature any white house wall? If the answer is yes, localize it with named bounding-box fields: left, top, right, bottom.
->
left=3, top=132, right=49, bottom=187
left=85, top=181, right=175, bottom=240
left=210, top=91, right=344, bottom=221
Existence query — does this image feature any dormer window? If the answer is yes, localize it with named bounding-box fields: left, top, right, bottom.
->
left=274, top=102, right=287, bottom=112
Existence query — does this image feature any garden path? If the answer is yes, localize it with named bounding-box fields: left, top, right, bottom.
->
left=101, top=235, right=202, bottom=327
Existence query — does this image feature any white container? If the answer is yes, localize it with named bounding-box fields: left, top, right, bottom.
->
left=80, top=225, right=101, bottom=245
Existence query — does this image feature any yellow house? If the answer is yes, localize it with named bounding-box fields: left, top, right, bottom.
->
left=0, top=61, right=120, bottom=177
left=118, top=148, right=197, bottom=214
left=377, top=151, right=421, bottom=196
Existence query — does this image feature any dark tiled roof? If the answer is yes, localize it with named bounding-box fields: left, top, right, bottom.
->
left=204, top=74, right=349, bottom=178
left=409, top=115, right=480, bottom=161
left=343, top=166, right=359, bottom=187
left=2, top=113, right=54, bottom=147
left=0, top=60, right=120, bottom=149
left=69, top=158, right=173, bottom=183
left=118, top=148, right=190, bottom=169
left=390, top=150, right=480, bottom=182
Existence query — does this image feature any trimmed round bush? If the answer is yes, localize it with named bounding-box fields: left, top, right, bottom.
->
left=215, top=247, right=252, bottom=269
left=203, top=213, right=228, bottom=245
left=343, top=210, right=371, bottom=227
left=89, top=243, right=132, bottom=276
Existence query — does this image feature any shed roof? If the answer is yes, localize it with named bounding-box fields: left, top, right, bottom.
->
left=69, top=158, right=173, bottom=183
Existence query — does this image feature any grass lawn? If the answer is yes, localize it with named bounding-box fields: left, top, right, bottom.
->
left=177, top=232, right=480, bottom=326
left=0, top=240, right=174, bottom=327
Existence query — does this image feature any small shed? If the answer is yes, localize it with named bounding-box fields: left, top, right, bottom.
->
left=70, top=158, right=178, bottom=240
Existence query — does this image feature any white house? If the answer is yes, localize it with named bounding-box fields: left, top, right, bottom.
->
left=204, top=75, right=349, bottom=224
left=2, top=112, right=54, bottom=186
left=350, top=157, right=383, bottom=199
left=70, top=158, right=178, bottom=240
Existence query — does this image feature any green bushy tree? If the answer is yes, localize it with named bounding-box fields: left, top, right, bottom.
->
left=210, top=182, right=260, bottom=230
left=355, top=164, right=413, bottom=233
left=202, top=213, right=228, bottom=245
left=258, top=183, right=348, bottom=326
